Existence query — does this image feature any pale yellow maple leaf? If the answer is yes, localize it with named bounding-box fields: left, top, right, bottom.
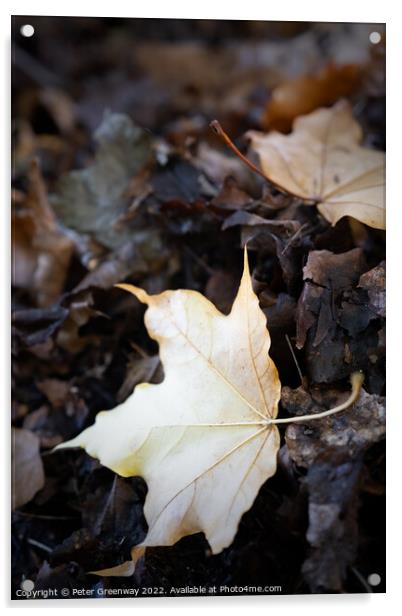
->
left=247, top=100, right=385, bottom=230
left=57, top=249, right=281, bottom=573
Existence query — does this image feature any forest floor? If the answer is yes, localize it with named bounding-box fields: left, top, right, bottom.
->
left=11, top=17, right=385, bottom=597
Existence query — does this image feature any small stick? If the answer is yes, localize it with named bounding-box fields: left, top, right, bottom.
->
left=285, top=334, right=306, bottom=387
left=281, top=222, right=308, bottom=255
left=350, top=567, right=372, bottom=593
left=183, top=245, right=215, bottom=276
left=210, top=120, right=308, bottom=201
left=27, top=538, right=53, bottom=553
left=14, top=511, right=77, bottom=520
left=270, top=371, right=364, bottom=425
left=130, top=341, right=149, bottom=359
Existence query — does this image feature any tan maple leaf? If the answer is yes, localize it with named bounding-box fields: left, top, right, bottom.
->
left=57, top=250, right=281, bottom=572
left=56, top=249, right=364, bottom=576
left=247, top=100, right=385, bottom=230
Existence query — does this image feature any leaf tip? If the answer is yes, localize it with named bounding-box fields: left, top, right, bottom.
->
left=243, top=244, right=250, bottom=273
left=88, top=560, right=136, bottom=577
left=241, top=244, right=254, bottom=289
left=52, top=433, right=84, bottom=453
left=114, top=283, right=150, bottom=305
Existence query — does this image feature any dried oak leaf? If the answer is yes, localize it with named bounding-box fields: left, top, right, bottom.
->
left=58, top=250, right=281, bottom=573
left=247, top=101, right=385, bottom=230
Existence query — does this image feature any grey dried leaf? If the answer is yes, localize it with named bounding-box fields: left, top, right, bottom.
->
left=51, top=112, right=152, bottom=250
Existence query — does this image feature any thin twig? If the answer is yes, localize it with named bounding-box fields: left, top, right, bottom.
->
left=183, top=245, right=215, bottom=276
left=350, top=567, right=372, bottom=593
left=14, top=511, right=77, bottom=521
left=281, top=222, right=309, bottom=255
left=12, top=44, right=64, bottom=88
left=27, top=538, right=53, bottom=553
left=285, top=334, right=305, bottom=387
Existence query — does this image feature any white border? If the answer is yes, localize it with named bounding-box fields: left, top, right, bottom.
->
left=3, top=1, right=391, bottom=22
left=2, top=2, right=400, bottom=614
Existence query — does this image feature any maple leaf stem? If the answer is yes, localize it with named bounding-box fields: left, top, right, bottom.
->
left=210, top=120, right=309, bottom=201
left=157, top=421, right=269, bottom=428
left=269, top=371, right=364, bottom=425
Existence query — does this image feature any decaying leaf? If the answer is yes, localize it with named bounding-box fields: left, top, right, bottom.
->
left=58, top=249, right=281, bottom=571
left=263, top=64, right=362, bottom=132
left=12, top=428, right=45, bottom=509
left=12, top=159, right=75, bottom=307
left=359, top=261, right=385, bottom=318
left=51, top=112, right=152, bottom=250
left=248, top=101, right=385, bottom=230
left=282, top=385, right=385, bottom=591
